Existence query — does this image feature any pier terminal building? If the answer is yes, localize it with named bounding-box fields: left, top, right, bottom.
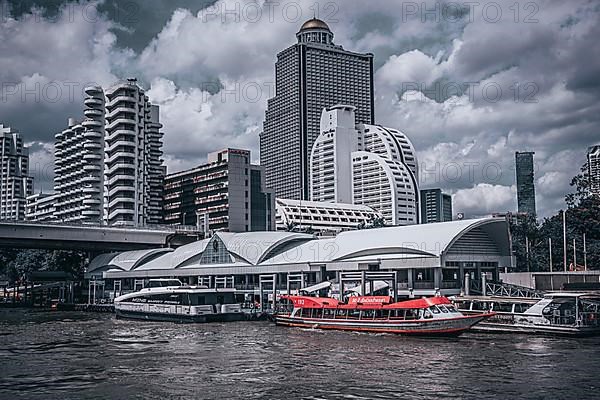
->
left=87, top=218, right=513, bottom=300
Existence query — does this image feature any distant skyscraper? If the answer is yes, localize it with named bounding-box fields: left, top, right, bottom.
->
left=515, top=151, right=536, bottom=216
left=588, top=144, right=600, bottom=196
left=310, top=105, right=419, bottom=226
left=261, top=18, right=374, bottom=200
left=420, top=189, right=453, bottom=224
left=0, top=125, right=33, bottom=220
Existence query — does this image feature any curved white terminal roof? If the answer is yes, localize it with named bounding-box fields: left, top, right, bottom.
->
left=95, top=218, right=512, bottom=277
left=87, top=248, right=173, bottom=276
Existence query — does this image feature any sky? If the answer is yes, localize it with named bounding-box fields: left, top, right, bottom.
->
left=1, top=0, right=599, bottom=219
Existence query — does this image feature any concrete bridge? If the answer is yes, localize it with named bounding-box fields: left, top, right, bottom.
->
left=0, top=221, right=201, bottom=252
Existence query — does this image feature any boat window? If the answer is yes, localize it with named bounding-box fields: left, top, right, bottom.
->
left=438, top=305, right=449, bottom=313
left=374, top=310, right=387, bottom=319
left=493, top=302, right=514, bottom=313
left=430, top=306, right=441, bottom=314
left=188, top=295, right=206, bottom=306
left=323, top=309, right=335, bottom=318
left=514, top=303, right=530, bottom=313
left=360, top=310, right=375, bottom=319
left=423, top=309, right=433, bottom=319
left=445, top=305, right=457, bottom=313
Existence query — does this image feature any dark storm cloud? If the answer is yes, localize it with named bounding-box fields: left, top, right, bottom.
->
left=1, top=0, right=599, bottom=216
left=4, top=0, right=217, bottom=51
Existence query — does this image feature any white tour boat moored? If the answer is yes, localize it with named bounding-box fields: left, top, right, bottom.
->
left=454, top=292, right=600, bottom=336
left=114, top=279, right=245, bottom=323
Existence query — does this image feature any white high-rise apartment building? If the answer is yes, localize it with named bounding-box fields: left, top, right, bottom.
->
left=104, top=79, right=165, bottom=226
left=53, top=86, right=105, bottom=223
left=48, top=79, right=165, bottom=226
left=310, top=105, right=419, bottom=225
left=0, top=125, right=33, bottom=220
left=588, top=144, right=600, bottom=196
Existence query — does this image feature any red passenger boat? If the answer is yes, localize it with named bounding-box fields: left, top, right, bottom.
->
left=275, top=295, right=494, bottom=336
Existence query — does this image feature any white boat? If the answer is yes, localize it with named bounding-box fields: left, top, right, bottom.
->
left=114, top=279, right=245, bottom=323
left=454, top=292, right=600, bottom=336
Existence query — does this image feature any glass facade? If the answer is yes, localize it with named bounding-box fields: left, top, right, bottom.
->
left=515, top=151, right=536, bottom=216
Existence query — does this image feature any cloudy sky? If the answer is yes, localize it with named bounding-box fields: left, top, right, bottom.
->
left=1, top=0, right=598, bottom=219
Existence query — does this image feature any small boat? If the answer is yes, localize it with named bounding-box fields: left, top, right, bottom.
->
left=275, top=295, right=494, bottom=336
left=114, top=279, right=245, bottom=323
left=454, top=292, right=600, bottom=336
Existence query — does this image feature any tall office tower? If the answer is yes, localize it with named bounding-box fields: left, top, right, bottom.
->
left=104, top=79, right=165, bottom=226
left=261, top=18, right=374, bottom=200
left=515, top=151, right=536, bottom=216
left=588, top=144, right=600, bottom=196
left=0, top=125, right=33, bottom=220
left=420, top=189, right=453, bottom=224
left=53, top=86, right=105, bottom=223
left=310, top=105, right=419, bottom=225
left=163, top=149, right=275, bottom=233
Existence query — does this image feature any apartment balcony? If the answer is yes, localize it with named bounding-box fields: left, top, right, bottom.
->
left=108, top=197, right=135, bottom=208
left=106, top=105, right=137, bottom=119
left=84, top=85, right=104, bottom=96
left=106, top=128, right=136, bottom=141
left=83, top=130, right=103, bottom=139
left=84, top=108, right=103, bottom=118
left=106, top=94, right=137, bottom=107
left=83, top=164, right=102, bottom=172
left=107, top=208, right=135, bottom=221
left=105, top=174, right=135, bottom=186
left=105, top=140, right=136, bottom=153
left=81, top=209, right=102, bottom=217
left=83, top=152, right=102, bottom=161
left=82, top=186, right=100, bottom=194
left=82, top=197, right=102, bottom=206
left=81, top=175, right=101, bottom=183
left=82, top=119, right=103, bottom=128
left=106, top=117, right=136, bottom=131
left=83, top=142, right=102, bottom=150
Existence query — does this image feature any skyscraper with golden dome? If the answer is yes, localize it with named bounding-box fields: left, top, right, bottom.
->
left=260, top=18, right=374, bottom=200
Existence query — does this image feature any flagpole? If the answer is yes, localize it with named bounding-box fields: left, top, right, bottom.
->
left=583, top=233, right=587, bottom=271
left=573, top=238, right=577, bottom=269
left=562, top=210, right=567, bottom=272
left=548, top=238, right=553, bottom=272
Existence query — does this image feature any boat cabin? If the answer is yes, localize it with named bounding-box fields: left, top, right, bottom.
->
left=119, top=287, right=238, bottom=307
left=281, top=295, right=463, bottom=321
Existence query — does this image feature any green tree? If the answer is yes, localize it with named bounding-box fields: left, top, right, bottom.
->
left=358, top=215, right=387, bottom=230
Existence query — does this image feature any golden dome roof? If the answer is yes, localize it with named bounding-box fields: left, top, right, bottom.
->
left=299, top=18, right=331, bottom=31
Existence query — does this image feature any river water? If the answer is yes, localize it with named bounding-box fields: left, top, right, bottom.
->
left=1, top=308, right=599, bottom=400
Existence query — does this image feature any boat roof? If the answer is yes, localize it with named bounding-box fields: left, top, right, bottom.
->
left=454, top=296, right=539, bottom=304
left=382, top=297, right=451, bottom=310
left=282, top=295, right=451, bottom=310
left=545, top=292, right=600, bottom=298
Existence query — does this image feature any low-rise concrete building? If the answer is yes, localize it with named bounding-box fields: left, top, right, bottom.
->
left=163, top=148, right=275, bottom=234
left=275, top=198, right=381, bottom=236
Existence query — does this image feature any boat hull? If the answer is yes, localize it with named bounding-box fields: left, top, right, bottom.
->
left=115, top=308, right=247, bottom=323
left=468, top=321, right=600, bottom=337
left=275, top=314, right=490, bottom=336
